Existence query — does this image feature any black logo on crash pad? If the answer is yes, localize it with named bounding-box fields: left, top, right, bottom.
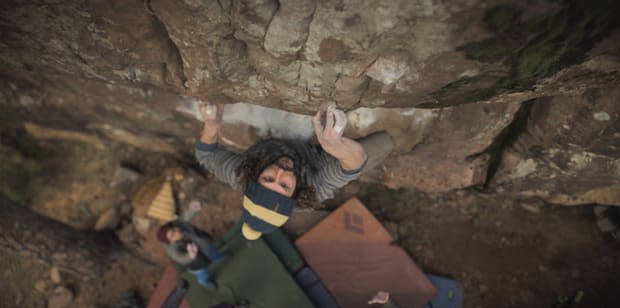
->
left=344, top=211, right=364, bottom=234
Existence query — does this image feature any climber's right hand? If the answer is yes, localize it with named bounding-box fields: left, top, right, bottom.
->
left=188, top=200, right=202, bottom=212
left=186, top=243, right=198, bottom=260
left=199, top=103, right=224, bottom=144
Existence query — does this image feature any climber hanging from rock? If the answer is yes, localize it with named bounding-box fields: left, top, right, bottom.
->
left=195, top=102, right=394, bottom=240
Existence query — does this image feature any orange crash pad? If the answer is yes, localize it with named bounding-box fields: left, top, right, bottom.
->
left=147, top=263, right=190, bottom=308
left=295, top=198, right=437, bottom=308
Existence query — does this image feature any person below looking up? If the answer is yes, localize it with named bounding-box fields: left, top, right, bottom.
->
left=195, top=103, right=394, bottom=240
left=157, top=200, right=227, bottom=290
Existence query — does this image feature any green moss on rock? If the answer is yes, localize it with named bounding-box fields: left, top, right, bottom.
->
left=511, top=0, right=619, bottom=89
left=459, top=5, right=524, bottom=64
left=483, top=5, right=523, bottom=35
left=0, top=145, right=44, bottom=203
left=460, top=38, right=511, bottom=63
left=16, top=132, right=45, bottom=158
left=434, top=0, right=620, bottom=107
left=0, top=131, right=48, bottom=204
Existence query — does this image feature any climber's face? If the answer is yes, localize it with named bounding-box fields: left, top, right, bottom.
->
left=166, top=227, right=184, bottom=243
left=257, top=156, right=297, bottom=197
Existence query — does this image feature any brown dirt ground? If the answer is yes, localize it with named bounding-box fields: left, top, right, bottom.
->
left=349, top=184, right=620, bottom=308
left=1, top=137, right=619, bottom=308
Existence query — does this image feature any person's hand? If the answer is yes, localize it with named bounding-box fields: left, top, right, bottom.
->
left=199, top=103, right=224, bottom=144
left=189, top=200, right=202, bottom=212
left=368, top=291, right=390, bottom=305
left=312, top=103, right=347, bottom=153
left=312, top=103, right=367, bottom=171
left=186, top=243, right=198, bottom=260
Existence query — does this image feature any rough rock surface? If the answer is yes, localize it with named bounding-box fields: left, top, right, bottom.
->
left=3, top=0, right=617, bottom=109
left=1, top=0, right=619, bottom=208
left=491, top=85, right=620, bottom=205
left=383, top=100, right=523, bottom=192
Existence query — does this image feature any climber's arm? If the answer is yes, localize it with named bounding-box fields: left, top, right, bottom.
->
left=312, top=104, right=367, bottom=172
left=307, top=104, right=368, bottom=201
left=199, top=104, right=223, bottom=144
left=195, top=104, right=244, bottom=190
left=179, top=200, right=201, bottom=222
left=309, top=149, right=367, bottom=202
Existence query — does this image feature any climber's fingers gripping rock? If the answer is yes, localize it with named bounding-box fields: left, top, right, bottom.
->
left=199, top=103, right=224, bottom=144
left=312, top=103, right=348, bottom=149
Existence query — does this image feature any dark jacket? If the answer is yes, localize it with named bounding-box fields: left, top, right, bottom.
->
left=165, top=207, right=215, bottom=270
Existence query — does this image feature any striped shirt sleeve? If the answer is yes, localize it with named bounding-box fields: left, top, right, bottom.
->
left=194, top=141, right=244, bottom=190
left=310, top=152, right=367, bottom=202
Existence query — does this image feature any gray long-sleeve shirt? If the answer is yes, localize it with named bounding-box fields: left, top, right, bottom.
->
left=195, top=141, right=366, bottom=202
left=165, top=207, right=213, bottom=266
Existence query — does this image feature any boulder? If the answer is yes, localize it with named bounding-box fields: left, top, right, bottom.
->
left=491, top=86, right=620, bottom=205
left=383, top=100, right=523, bottom=192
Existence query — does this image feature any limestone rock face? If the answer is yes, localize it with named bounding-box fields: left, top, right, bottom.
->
left=1, top=0, right=619, bottom=206
left=383, top=100, right=523, bottom=192
left=7, top=0, right=614, bottom=110
left=263, top=0, right=316, bottom=57
left=491, top=86, right=620, bottom=205
left=0, top=1, right=186, bottom=90
left=231, top=0, right=278, bottom=45
left=149, top=0, right=233, bottom=93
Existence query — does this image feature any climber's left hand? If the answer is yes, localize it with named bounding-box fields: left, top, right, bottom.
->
left=199, top=103, right=224, bottom=144
left=312, top=103, right=367, bottom=171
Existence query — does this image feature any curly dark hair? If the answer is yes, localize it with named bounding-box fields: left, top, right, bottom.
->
left=235, top=139, right=323, bottom=209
